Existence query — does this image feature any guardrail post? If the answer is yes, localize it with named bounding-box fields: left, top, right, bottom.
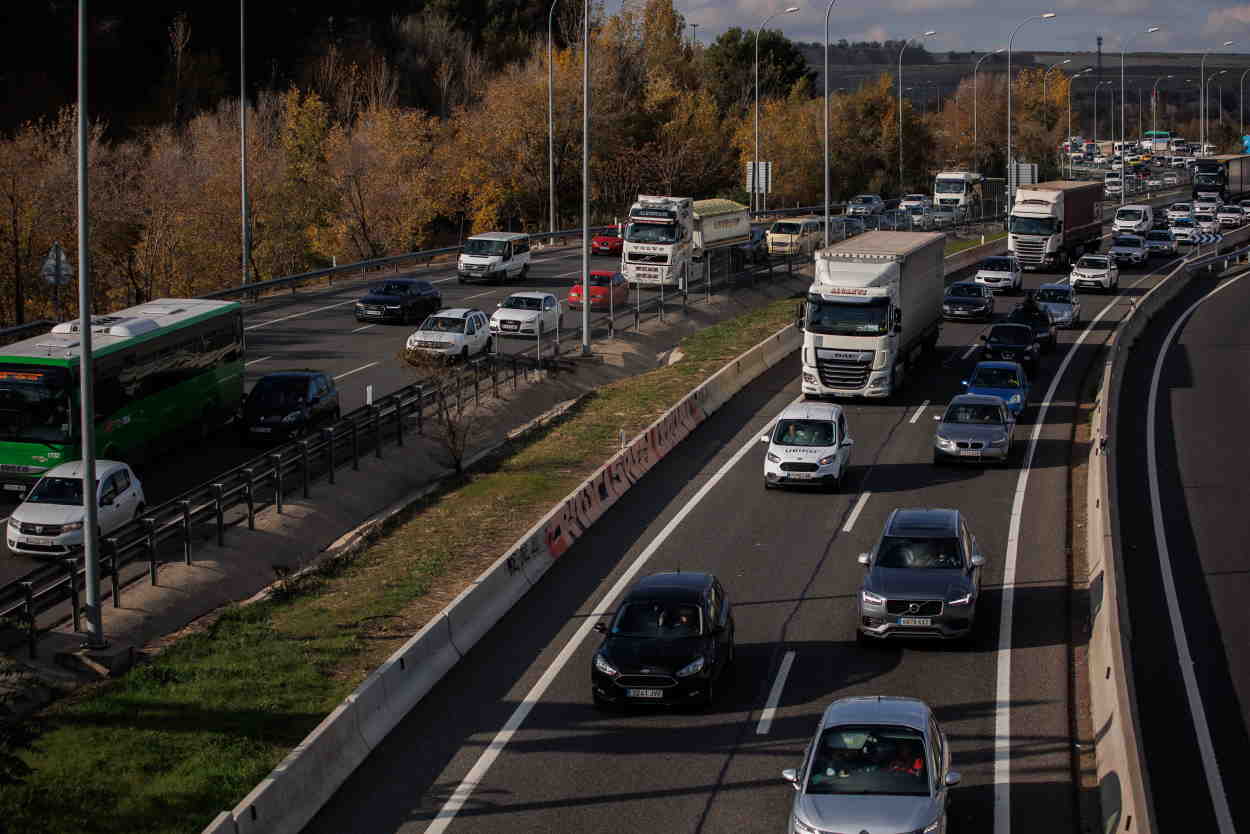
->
left=324, top=428, right=336, bottom=484
left=492, top=360, right=499, bottom=398
left=21, top=582, right=35, bottom=658
left=473, top=362, right=480, bottom=407
left=351, top=420, right=359, bottom=470
left=243, top=468, right=256, bottom=529
left=416, top=386, right=424, bottom=435
left=64, top=558, right=80, bottom=633
left=300, top=440, right=311, bottom=498
left=270, top=454, right=284, bottom=514
left=213, top=483, right=225, bottom=546
left=512, top=354, right=519, bottom=389
left=395, top=399, right=405, bottom=447
left=181, top=500, right=193, bottom=565
left=372, top=405, right=382, bottom=459
left=144, top=517, right=158, bottom=585
left=106, top=538, right=120, bottom=608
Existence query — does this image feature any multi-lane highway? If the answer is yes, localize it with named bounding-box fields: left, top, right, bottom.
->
left=1115, top=266, right=1250, bottom=833
left=301, top=239, right=1186, bottom=832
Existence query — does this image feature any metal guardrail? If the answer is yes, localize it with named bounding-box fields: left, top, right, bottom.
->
left=0, top=320, right=55, bottom=347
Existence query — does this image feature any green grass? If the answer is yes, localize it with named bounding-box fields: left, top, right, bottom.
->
left=945, top=231, right=1007, bottom=255
left=0, top=295, right=802, bottom=834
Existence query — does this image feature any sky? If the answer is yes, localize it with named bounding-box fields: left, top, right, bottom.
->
left=665, top=0, right=1250, bottom=56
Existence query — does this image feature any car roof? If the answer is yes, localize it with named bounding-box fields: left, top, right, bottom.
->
left=886, top=508, right=961, bottom=538
left=973, top=359, right=1026, bottom=373
left=1037, top=282, right=1072, bottom=291
left=947, top=392, right=1008, bottom=408
left=42, top=459, right=128, bottom=479
left=820, top=696, right=932, bottom=732
left=990, top=322, right=1032, bottom=333
left=428, top=308, right=482, bottom=319
left=467, top=231, right=528, bottom=241
left=256, top=370, right=323, bottom=381
left=371, top=276, right=425, bottom=285
left=627, top=571, right=713, bottom=601
left=775, top=400, right=843, bottom=423
left=946, top=280, right=981, bottom=291
left=505, top=291, right=554, bottom=300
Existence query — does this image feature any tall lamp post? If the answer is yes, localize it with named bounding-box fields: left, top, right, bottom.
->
left=1240, top=69, right=1250, bottom=138
left=1120, top=26, right=1161, bottom=204
left=1069, top=67, right=1093, bottom=177
left=240, top=0, right=249, bottom=286
left=755, top=6, right=800, bottom=215
left=1043, top=58, right=1070, bottom=101
left=579, top=0, right=590, bottom=356
left=1007, top=13, right=1056, bottom=200
left=973, top=48, right=1005, bottom=169
left=1201, top=41, right=1235, bottom=151
left=897, top=30, right=937, bottom=193
left=823, top=0, right=840, bottom=246
left=1208, top=70, right=1228, bottom=149
left=1152, top=75, right=1172, bottom=140
left=547, top=0, right=559, bottom=236
left=1094, top=79, right=1112, bottom=146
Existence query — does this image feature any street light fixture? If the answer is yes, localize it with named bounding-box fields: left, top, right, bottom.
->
left=1202, top=40, right=1235, bottom=151
left=548, top=0, right=560, bottom=236
left=1007, top=13, right=1056, bottom=200
left=1068, top=67, right=1093, bottom=178
left=1208, top=70, right=1228, bottom=147
left=973, top=48, right=1005, bottom=169
left=755, top=6, right=800, bottom=215
left=579, top=0, right=590, bottom=356
left=823, top=0, right=841, bottom=246
left=898, top=30, right=937, bottom=193
left=1043, top=58, right=1070, bottom=102
left=1152, top=74, right=1172, bottom=140
left=1120, top=25, right=1161, bottom=204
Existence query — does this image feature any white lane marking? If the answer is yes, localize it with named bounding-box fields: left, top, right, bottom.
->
left=333, top=361, right=379, bottom=381
left=961, top=342, right=979, bottom=360
left=841, top=492, right=871, bottom=533
left=351, top=324, right=375, bottom=333
left=991, top=254, right=1186, bottom=834
left=423, top=396, right=802, bottom=833
left=245, top=299, right=355, bottom=331
left=908, top=400, right=930, bottom=424
left=552, top=269, right=583, bottom=279
left=756, top=649, right=796, bottom=735
left=1145, top=274, right=1247, bottom=834
left=244, top=356, right=270, bottom=367
left=463, top=290, right=496, bottom=300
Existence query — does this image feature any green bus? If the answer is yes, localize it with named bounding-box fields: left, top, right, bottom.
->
left=0, top=298, right=244, bottom=496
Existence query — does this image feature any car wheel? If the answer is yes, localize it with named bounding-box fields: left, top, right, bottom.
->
left=460, top=346, right=469, bottom=362
left=133, top=504, right=145, bottom=522
left=932, top=452, right=944, bottom=467
left=702, top=677, right=718, bottom=709
left=458, top=276, right=466, bottom=284
left=521, top=264, right=530, bottom=280
left=855, top=629, right=874, bottom=647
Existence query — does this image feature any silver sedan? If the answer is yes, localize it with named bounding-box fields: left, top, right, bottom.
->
left=932, top=393, right=1015, bottom=464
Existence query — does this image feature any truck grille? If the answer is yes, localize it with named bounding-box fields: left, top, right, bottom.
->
left=816, top=357, right=871, bottom=389
left=627, top=253, right=669, bottom=265
left=1012, top=238, right=1046, bottom=264
left=885, top=599, right=943, bottom=616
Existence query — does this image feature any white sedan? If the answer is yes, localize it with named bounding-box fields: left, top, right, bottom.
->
left=7, top=460, right=145, bottom=557
left=490, top=292, right=562, bottom=337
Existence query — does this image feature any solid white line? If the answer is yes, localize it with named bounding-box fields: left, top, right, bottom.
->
left=960, top=342, right=979, bottom=360
left=244, top=299, right=355, bottom=331
left=463, top=290, right=496, bottom=300
left=908, top=400, right=930, bottom=424
left=333, top=361, right=378, bottom=381
left=756, top=649, right=796, bottom=735
left=423, top=396, right=802, bottom=834
left=1145, top=274, right=1247, bottom=834
left=991, top=254, right=1186, bottom=834
left=841, top=492, right=871, bottom=533
left=351, top=323, right=375, bottom=333
left=243, top=356, right=270, bottom=367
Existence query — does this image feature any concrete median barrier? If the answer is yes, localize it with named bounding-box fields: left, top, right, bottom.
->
left=446, top=553, right=536, bottom=657
left=359, top=614, right=461, bottom=747
left=201, top=812, right=237, bottom=834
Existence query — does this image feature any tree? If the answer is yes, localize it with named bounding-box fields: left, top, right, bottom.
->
left=402, top=349, right=487, bottom=474
left=702, top=27, right=816, bottom=116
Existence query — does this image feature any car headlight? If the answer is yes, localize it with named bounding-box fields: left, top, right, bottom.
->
left=593, top=654, right=619, bottom=677
left=1008, top=394, right=1022, bottom=405
left=861, top=589, right=885, bottom=607
left=766, top=452, right=781, bottom=464
left=942, top=304, right=952, bottom=312
left=282, top=410, right=303, bottom=423
left=7, top=517, right=20, bottom=531
left=355, top=302, right=365, bottom=309
left=676, top=656, right=706, bottom=677
left=919, top=821, right=942, bottom=834
left=60, top=520, right=84, bottom=532
left=817, top=454, right=838, bottom=466
left=935, top=435, right=956, bottom=450
left=386, top=304, right=401, bottom=310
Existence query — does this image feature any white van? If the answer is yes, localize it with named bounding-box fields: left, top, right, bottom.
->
left=1113, top=204, right=1153, bottom=235
left=457, top=232, right=532, bottom=284
left=766, top=216, right=823, bottom=255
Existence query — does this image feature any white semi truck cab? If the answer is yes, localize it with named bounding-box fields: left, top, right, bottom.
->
left=933, top=171, right=984, bottom=214
left=621, top=195, right=693, bottom=287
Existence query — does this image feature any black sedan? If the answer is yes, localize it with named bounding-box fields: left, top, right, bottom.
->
left=731, top=227, right=768, bottom=268
left=979, top=323, right=1040, bottom=374
left=592, top=571, right=734, bottom=709
left=1005, top=298, right=1057, bottom=353
left=240, top=371, right=341, bottom=443
left=354, top=277, right=442, bottom=324
left=942, top=281, right=995, bottom=321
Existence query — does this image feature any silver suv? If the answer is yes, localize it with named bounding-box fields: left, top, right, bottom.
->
left=857, top=508, right=986, bottom=642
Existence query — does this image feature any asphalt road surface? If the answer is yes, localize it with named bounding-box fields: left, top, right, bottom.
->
left=300, top=241, right=1186, bottom=833
left=1114, top=265, right=1250, bottom=833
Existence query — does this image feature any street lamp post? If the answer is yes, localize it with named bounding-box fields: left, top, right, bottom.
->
left=1208, top=70, right=1228, bottom=148
left=1121, top=26, right=1161, bottom=204
left=240, top=0, right=249, bottom=286
left=973, top=48, right=1005, bottom=169
left=1069, top=67, right=1093, bottom=178
left=1043, top=58, right=1070, bottom=101
left=1152, top=75, right=1172, bottom=139
left=755, top=6, right=800, bottom=215
left=1241, top=69, right=1250, bottom=137
left=548, top=0, right=559, bottom=236
left=897, top=30, right=936, bottom=194
left=1094, top=79, right=1112, bottom=145
left=1007, top=13, right=1056, bottom=200
left=579, top=0, right=590, bottom=356
left=1202, top=41, right=1235, bottom=151
left=823, top=0, right=840, bottom=246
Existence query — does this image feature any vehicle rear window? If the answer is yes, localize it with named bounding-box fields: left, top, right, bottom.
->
left=988, top=325, right=1031, bottom=344
left=947, top=284, right=982, bottom=298
left=971, top=366, right=1023, bottom=388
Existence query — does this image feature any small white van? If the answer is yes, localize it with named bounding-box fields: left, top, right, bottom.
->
left=457, top=232, right=531, bottom=284
left=1113, top=204, right=1153, bottom=235
left=766, top=216, right=823, bottom=255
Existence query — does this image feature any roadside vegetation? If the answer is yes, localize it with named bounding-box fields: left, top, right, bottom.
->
left=946, top=230, right=1008, bottom=255
left=0, top=296, right=799, bottom=834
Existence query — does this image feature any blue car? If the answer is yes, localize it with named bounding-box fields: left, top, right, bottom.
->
left=962, top=361, right=1030, bottom=416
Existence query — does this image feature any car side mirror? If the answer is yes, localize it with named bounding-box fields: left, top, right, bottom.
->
left=842, top=438, right=854, bottom=448
left=971, top=554, right=987, bottom=567
left=857, top=553, right=871, bottom=566
left=759, top=435, right=770, bottom=444
left=933, top=414, right=942, bottom=421
left=960, top=379, right=968, bottom=387
left=945, top=771, right=962, bottom=787
left=782, top=768, right=799, bottom=788
left=593, top=622, right=607, bottom=634
left=979, top=334, right=988, bottom=342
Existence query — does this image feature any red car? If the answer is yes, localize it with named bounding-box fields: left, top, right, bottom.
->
left=567, top=271, right=628, bottom=310
left=591, top=225, right=623, bottom=255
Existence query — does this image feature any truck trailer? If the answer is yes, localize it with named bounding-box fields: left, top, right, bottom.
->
left=800, top=231, right=946, bottom=400
left=1191, top=154, right=1250, bottom=203
left=1007, top=181, right=1104, bottom=270
left=692, top=199, right=751, bottom=259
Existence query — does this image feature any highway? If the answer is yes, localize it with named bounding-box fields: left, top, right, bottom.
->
left=301, top=242, right=1184, bottom=833
left=1114, top=265, right=1250, bottom=833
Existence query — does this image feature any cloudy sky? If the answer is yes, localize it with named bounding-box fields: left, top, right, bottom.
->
left=666, top=0, right=1250, bottom=56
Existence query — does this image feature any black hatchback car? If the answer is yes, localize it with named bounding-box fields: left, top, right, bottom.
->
left=592, top=571, right=735, bottom=709
left=354, top=277, right=442, bottom=324
left=979, top=323, right=1040, bottom=374
left=942, top=281, right=995, bottom=321
left=1005, top=296, right=1058, bottom=352
left=240, top=371, right=341, bottom=442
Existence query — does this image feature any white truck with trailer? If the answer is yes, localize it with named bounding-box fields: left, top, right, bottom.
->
left=691, top=199, right=751, bottom=260
left=933, top=171, right=984, bottom=215
left=799, top=231, right=946, bottom=400
left=1007, top=181, right=1104, bottom=270
left=621, top=195, right=693, bottom=288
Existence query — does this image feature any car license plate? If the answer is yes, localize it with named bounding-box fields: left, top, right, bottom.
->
left=898, top=617, right=932, bottom=626
left=1001, top=352, right=1014, bottom=359
left=788, top=472, right=814, bottom=479
left=4, top=484, right=26, bottom=492
left=365, top=309, right=381, bottom=316
left=627, top=688, right=664, bottom=699
left=21, top=536, right=52, bottom=546
left=503, top=322, right=518, bottom=330
left=958, top=450, right=981, bottom=457
left=251, top=427, right=272, bottom=433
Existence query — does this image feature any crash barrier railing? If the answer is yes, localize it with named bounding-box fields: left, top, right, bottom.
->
left=0, top=320, right=55, bottom=347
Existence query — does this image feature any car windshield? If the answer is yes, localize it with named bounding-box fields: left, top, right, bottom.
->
left=25, top=476, right=97, bottom=506
left=502, top=296, right=543, bottom=311
left=910, top=207, right=926, bottom=216
left=876, top=535, right=964, bottom=570
left=611, top=600, right=703, bottom=638
left=1009, top=215, right=1057, bottom=235
left=980, top=257, right=1015, bottom=272
left=772, top=222, right=801, bottom=235
left=1112, top=237, right=1142, bottom=248
left=1194, top=173, right=1222, bottom=185
left=1220, top=206, right=1240, bottom=214
left=421, top=317, right=466, bottom=333
left=1194, top=214, right=1215, bottom=222
left=1116, top=210, right=1143, bottom=221
left=249, top=378, right=308, bottom=409
left=370, top=282, right=412, bottom=296
left=0, top=364, right=74, bottom=444
left=773, top=419, right=835, bottom=447
left=944, top=403, right=1005, bottom=425
left=1076, top=256, right=1108, bottom=269
left=1146, top=232, right=1171, bottom=242
left=625, top=222, right=677, bottom=244
left=806, top=725, right=930, bottom=796
left=947, top=284, right=982, bottom=298
left=805, top=297, right=890, bottom=336
left=987, top=325, right=1031, bottom=345
left=1171, top=205, right=1190, bottom=212
left=971, top=366, right=1023, bottom=388
left=462, top=238, right=509, bottom=256
left=853, top=196, right=876, bottom=204
left=935, top=179, right=966, bottom=194
left=1036, top=288, right=1072, bottom=303
left=586, top=274, right=614, bottom=286
left=1172, top=218, right=1196, bottom=228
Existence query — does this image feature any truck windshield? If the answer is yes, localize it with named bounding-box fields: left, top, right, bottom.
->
left=771, top=222, right=801, bottom=235
left=935, top=180, right=966, bottom=194
left=625, top=223, right=677, bottom=244
left=1116, top=209, right=1143, bottom=222
left=0, top=365, right=74, bottom=445
left=1009, top=215, right=1057, bottom=235
left=1194, top=173, right=1222, bottom=185
left=805, top=297, right=891, bottom=336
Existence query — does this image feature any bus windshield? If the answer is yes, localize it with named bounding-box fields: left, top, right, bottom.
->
left=0, top=365, right=73, bottom=445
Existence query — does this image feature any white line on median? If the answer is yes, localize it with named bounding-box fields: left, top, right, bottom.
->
left=245, top=299, right=355, bottom=331
left=960, top=342, right=979, bottom=360
left=908, top=400, right=929, bottom=424
left=333, top=361, right=379, bottom=381
left=351, top=324, right=375, bottom=333
left=756, top=649, right=796, bottom=735
left=244, top=356, right=270, bottom=367
left=841, top=492, right=871, bottom=533
left=422, top=395, right=802, bottom=834
left=1145, top=274, right=1247, bottom=834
